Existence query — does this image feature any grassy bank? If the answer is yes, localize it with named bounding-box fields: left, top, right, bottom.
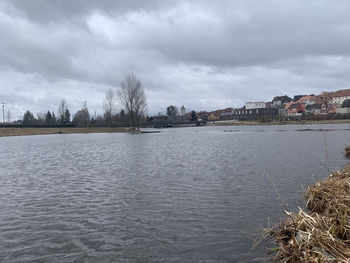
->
left=268, top=148, right=350, bottom=262
left=0, top=127, right=130, bottom=137
left=205, top=119, right=350, bottom=126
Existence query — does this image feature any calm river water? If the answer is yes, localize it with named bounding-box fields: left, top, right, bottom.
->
left=0, top=124, right=349, bottom=262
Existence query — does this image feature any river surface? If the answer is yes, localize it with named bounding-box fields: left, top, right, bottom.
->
left=0, top=124, right=349, bottom=263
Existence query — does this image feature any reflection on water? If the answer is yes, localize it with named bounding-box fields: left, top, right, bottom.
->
left=0, top=124, right=349, bottom=262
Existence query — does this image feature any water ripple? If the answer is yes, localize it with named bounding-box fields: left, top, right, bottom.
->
left=0, top=124, right=348, bottom=262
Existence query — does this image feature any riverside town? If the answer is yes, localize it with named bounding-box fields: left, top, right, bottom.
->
left=4, top=88, right=350, bottom=129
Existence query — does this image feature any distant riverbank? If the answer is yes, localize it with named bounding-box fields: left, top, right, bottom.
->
left=1, top=119, right=349, bottom=137
left=204, top=119, right=350, bottom=126
left=0, top=127, right=129, bottom=137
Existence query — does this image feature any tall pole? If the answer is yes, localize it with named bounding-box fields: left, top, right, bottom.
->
left=1, top=103, right=4, bottom=124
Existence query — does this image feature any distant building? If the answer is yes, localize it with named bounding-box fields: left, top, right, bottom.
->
left=336, top=99, right=350, bottom=115
left=331, top=91, right=350, bottom=106
left=337, top=107, right=350, bottom=115
left=320, top=104, right=336, bottom=115
left=282, top=95, right=322, bottom=116
left=278, top=108, right=288, bottom=117
left=151, top=114, right=189, bottom=126
left=296, top=95, right=317, bottom=105
left=271, top=95, right=292, bottom=108
left=219, top=108, right=235, bottom=119
left=234, top=107, right=278, bottom=121
left=180, top=105, right=186, bottom=116
left=320, top=89, right=350, bottom=106
left=305, top=104, right=322, bottom=115
left=293, top=95, right=307, bottom=102
left=196, top=111, right=209, bottom=121
left=207, top=108, right=234, bottom=121
left=284, top=102, right=305, bottom=116
left=245, top=102, right=266, bottom=109
left=342, top=99, right=350, bottom=108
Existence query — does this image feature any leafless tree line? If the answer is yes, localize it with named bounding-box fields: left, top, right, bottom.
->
left=119, top=73, right=147, bottom=130
left=15, top=73, right=147, bottom=129
left=103, top=88, right=116, bottom=127
left=103, top=72, right=147, bottom=130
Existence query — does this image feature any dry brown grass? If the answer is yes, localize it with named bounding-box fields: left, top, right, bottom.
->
left=0, top=127, right=130, bottom=137
left=346, top=145, right=350, bottom=159
left=268, top=162, right=350, bottom=262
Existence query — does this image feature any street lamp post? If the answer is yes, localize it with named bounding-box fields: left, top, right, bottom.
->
left=1, top=103, right=4, bottom=124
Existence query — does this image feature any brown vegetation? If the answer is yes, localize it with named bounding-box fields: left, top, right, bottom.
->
left=268, top=163, right=350, bottom=262
left=346, top=145, right=350, bottom=159
left=0, top=127, right=129, bottom=137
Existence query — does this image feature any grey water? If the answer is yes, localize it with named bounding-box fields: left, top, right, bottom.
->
left=0, top=124, right=349, bottom=263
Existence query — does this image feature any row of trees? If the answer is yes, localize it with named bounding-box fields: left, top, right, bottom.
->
left=166, top=105, right=197, bottom=121
left=21, top=73, right=147, bottom=130
left=23, top=109, right=69, bottom=126
left=103, top=73, right=147, bottom=129
left=100, top=73, right=146, bottom=129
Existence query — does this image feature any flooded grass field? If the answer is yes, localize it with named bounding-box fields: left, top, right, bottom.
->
left=0, top=124, right=349, bottom=262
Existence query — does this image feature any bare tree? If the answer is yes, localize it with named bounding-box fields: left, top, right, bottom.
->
left=166, top=105, right=179, bottom=117
left=81, top=100, right=90, bottom=127
left=36, top=112, right=46, bottom=125
left=58, top=99, right=68, bottom=126
left=6, top=110, right=12, bottom=123
left=23, top=110, right=36, bottom=126
left=64, top=109, right=71, bottom=124
left=118, top=73, right=147, bottom=130
left=103, top=88, right=116, bottom=127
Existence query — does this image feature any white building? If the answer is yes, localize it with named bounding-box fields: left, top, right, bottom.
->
left=322, top=89, right=350, bottom=105
left=332, top=95, right=350, bottom=105
left=245, top=102, right=266, bottom=109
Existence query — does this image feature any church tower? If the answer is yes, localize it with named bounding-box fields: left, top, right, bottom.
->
left=180, top=105, right=186, bottom=116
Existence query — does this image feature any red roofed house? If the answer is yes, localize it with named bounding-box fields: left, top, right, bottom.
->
left=320, top=89, right=350, bottom=106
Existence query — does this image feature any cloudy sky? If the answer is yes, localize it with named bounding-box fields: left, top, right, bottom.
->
left=1, top=0, right=350, bottom=118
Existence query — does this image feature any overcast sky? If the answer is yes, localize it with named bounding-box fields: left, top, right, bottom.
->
left=1, top=0, right=350, bottom=118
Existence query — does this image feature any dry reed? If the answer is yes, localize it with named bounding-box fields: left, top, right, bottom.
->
left=268, top=160, right=350, bottom=262
left=345, top=145, right=350, bottom=159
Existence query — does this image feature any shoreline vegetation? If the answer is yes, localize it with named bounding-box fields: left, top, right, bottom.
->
left=0, top=119, right=349, bottom=137
left=267, top=146, right=350, bottom=262
left=0, top=127, right=130, bottom=137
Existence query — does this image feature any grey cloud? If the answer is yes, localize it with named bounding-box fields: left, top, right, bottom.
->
left=6, top=0, right=165, bottom=23
left=1, top=0, right=350, bottom=117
